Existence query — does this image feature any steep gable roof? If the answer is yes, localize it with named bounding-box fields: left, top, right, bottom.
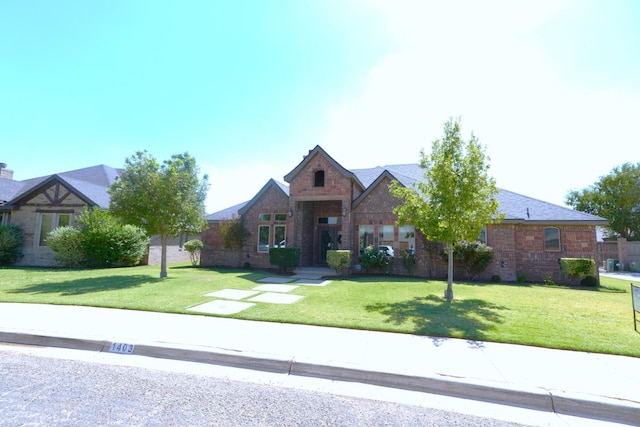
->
left=2, top=165, right=120, bottom=209
left=284, top=145, right=365, bottom=189
left=238, top=179, right=289, bottom=216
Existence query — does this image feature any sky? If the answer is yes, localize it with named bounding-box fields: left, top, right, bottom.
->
left=1, top=0, right=639, bottom=214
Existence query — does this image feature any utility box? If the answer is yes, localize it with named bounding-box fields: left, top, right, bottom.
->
left=630, top=261, right=639, bottom=272
left=606, top=259, right=615, bottom=272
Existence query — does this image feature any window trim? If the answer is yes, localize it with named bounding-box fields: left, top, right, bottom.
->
left=258, top=225, right=270, bottom=253
left=544, top=227, right=561, bottom=251
left=313, top=170, right=325, bottom=187
left=35, top=212, right=73, bottom=247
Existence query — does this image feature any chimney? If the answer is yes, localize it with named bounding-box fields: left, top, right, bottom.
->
left=0, top=163, right=14, bottom=180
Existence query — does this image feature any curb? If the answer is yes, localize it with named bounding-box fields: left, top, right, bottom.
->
left=1, top=331, right=638, bottom=426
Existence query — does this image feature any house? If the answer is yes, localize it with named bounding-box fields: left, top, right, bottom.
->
left=0, top=165, right=193, bottom=267
left=202, top=146, right=608, bottom=282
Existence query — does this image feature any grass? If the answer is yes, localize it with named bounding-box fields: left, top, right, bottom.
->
left=1, top=263, right=638, bottom=357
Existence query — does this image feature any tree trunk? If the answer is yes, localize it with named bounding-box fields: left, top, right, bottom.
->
left=444, top=243, right=454, bottom=300
left=160, top=235, right=168, bottom=278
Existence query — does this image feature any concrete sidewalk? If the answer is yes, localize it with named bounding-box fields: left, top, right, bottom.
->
left=0, top=302, right=638, bottom=425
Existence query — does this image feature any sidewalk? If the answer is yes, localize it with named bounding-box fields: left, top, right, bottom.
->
left=1, top=301, right=639, bottom=425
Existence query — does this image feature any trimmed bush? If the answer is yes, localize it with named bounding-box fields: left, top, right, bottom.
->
left=400, top=249, right=415, bottom=274
left=580, top=275, right=600, bottom=288
left=360, top=245, right=390, bottom=274
left=46, top=226, right=85, bottom=267
left=558, top=258, right=597, bottom=285
left=490, top=274, right=501, bottom=283
left=440, top=241, right=494, bottom=280
left=184, top=239, right=204, bottom=266
left=269, top=247, right=301, bottom=273
left=327, top=250, right=351, bottom=275
left=517, top=273, right=527, bottom=284
left=0, top=224, right=23, bottom=265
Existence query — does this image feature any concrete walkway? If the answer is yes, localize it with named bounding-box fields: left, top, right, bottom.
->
left=0, top=268, right=639, bottom=425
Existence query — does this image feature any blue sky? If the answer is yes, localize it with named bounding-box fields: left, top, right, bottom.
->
left=1, top=0, right=639, bottom=213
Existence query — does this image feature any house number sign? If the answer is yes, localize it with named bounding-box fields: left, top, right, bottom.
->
left=108, top=342, right=135, bottom=354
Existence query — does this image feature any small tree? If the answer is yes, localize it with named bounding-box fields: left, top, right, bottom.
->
left=0, top=224, right=23, bottom=265
left=184, top=239, right=204, bottom=266
left=109, top=151, right=209, bottom=278
left=219, top=215, right=250, bottom=250
left=566, top=162, right=640, bottom=240
left=439, top=241, right=494, bottom=281
left=390, top=118, right=503, bottom=299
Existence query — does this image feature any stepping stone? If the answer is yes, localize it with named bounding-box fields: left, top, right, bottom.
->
left=258, top=277, right=294, bottom=284
left=188, top=300, right=254, bottom=315
left=248, top=293, right=304, bottom=304
left=205, top=289, right=260, bottom=300
left=253, top=284, right=298, bottom=293
left=293, top=279, right=331, bottom=287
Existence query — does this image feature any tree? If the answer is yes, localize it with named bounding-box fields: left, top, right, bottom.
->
left=566, top=162, right=640, bottom=240
left=109, top=151, right=210, bottom=278
left=390, top=118, right=503, bottom=300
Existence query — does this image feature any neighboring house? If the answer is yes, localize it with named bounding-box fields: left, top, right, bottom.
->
left=0, top=165, right=193, bottom=267
left=202, top=146, right=608, bottom=282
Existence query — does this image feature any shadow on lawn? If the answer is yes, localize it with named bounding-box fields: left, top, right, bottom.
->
left=366, top=295, right=507, bottom=340
left=8, top=275, right=159, bottom=296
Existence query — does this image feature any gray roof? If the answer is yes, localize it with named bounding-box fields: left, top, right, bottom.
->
left=1, top=165, right=121, bottom=209
left=209, top=162, right=607, bottom=224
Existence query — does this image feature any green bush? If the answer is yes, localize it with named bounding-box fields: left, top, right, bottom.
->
left=46, top=226, right=85, bottom=267
left=327, top=250, right=351, bottom=275
left=0, top=224, right=23, bottom=265
left=440, top=241, right=494, bottom=280
left=544, top=276, right=556, bottom=286
left=558, top=258, right=597, bottom=285
left=47, top=208, right=149, bottom=268
left=490, top=274, right=501, bottom=283
left=580, top=275, right=600, bottom=287
left=269, top=247, right=301, bottom=273
left=400, top=249, right=415, bottom=274
left=517, top=273, right=527, bottom=284
left=184, top=239, right=204, bottom=266
left=360, top=245, right=390, bottom=274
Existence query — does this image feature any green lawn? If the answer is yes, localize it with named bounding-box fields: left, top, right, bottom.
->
left=1, top=263, right=638, bottom=357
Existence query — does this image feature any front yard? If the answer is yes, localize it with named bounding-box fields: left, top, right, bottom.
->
left=0, top=263, right=637, bottom=357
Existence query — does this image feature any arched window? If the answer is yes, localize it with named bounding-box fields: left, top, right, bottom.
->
left=544, top=227, right=561, bottom=251
left=314, top=170, right=325, bottom=187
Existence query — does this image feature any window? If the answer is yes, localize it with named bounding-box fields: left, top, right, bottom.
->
left=274, top=213, right=287, bottom=222
left=544, top=227, right=560, bottom=251
left=318, top=217, right=342, bottom=224
left=314, top=170, right=325, bottom=187
left=478, top=226, right=487, bottom=244
left=274, top=225, right=286, bottom=248
left=0, top=212, right=10, bottom=225
left=258, top=225, right=270, bottom=252
left=399, top=225, right=416, bottom=254
left=379, top=225, right=394, bottom=247
left=258, top=213, right=271, bottom=221
left=36, top=212, right=71, bottom=246
left=359, top=225, right=374, bottom=253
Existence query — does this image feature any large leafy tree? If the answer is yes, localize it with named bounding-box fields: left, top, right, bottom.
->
left=390, top=118, right=503, bottom=300
left=566, top=162, right=640, bottom=240
left=109, top=151, right=210, bottom=278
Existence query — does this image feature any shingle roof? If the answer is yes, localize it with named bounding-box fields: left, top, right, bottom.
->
left=224, top=161, right=606, bottom=224
left=1, top=165, right=121, bottom=209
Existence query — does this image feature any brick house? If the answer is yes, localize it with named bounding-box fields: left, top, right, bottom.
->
left=202, top=146, right=608, bottom=282
left=0, top=165, right=193, bottom=267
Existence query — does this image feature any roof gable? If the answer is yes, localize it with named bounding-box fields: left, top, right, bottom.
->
left=284, top=145, right=364, bottom=189
left=238, top=179, right=289, bottom=216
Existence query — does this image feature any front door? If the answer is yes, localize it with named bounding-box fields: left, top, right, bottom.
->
left=318, top=228, right=341, bottom=264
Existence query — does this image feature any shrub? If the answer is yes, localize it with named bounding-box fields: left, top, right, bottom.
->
left=400, top=249, right=416, bottom=274
left=242, top=261, right=251, bottom=269
left=184, top=239, right=204, bottom=266
left=219, top=215, right=250, bottom=250
left=517, top=273, right=527, bottom=284
left=440, top=241, right=494, bottom=280
left=490, top=274, right=501, bottom=283
left=46, top=226, right=85, bottom=267
left=544, top=276, right=556, bottom=286
left=360, top=245, right=390, bottom=274
left=327, top=250, right=351, bottom=275
left=580, top=275, right=600, bottom=287
left=269, top=247, right=301, bottom=273
left=558, top=258, right=597, bottom=285
left=0, top=224, right=23, bottom=265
